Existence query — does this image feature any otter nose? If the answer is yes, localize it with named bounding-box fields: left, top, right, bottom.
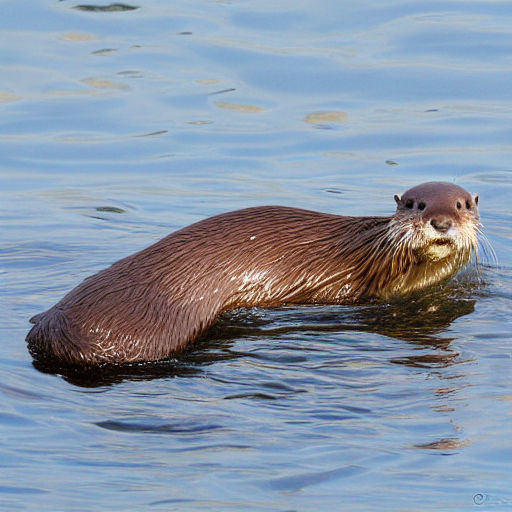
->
left=430, top=217, right=453, bottom=234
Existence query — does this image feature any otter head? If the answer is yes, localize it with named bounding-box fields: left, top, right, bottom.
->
left=393, top=181, right=479, bottom=264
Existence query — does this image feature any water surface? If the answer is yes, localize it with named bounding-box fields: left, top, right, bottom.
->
left=1, top=1, right=511, bottom=511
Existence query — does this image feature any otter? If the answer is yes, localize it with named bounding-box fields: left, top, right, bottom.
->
left=26, top=181, right=480, bottom=366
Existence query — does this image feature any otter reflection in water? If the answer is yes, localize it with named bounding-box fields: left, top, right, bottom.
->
left=27, top=181, right=482, bottom=367
left=32, top=287, right=478, bottom=388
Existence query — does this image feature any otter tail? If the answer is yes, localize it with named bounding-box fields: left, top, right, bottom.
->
left=26, top=307, right=85, bottom=366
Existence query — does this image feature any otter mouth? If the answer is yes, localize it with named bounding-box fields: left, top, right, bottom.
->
left=432, top=238, right=452, bottom=247
left=424, top=237, right=455, bottom=261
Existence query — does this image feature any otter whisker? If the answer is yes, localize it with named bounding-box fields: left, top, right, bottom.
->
left=475, top=229, right=498, bottom=268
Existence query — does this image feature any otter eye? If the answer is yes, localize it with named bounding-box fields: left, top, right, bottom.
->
left=456, top=201, right=462, bottom=210
left=466, top=199, right=471, bottom=210
left=418, top=201, right=426, bottom=211
left=405, top=199, right=414, bottom=209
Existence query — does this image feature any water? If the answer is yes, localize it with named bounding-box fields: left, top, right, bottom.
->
left=1, top=1, right=512, bottom=510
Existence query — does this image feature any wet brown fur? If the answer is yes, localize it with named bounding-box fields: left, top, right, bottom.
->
left=26, top=182, right=480, bottom=366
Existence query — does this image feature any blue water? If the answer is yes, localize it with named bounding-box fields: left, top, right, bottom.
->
left=1, top=1, right=512, bottom=510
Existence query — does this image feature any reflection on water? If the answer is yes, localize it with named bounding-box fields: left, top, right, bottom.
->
left=73, top=3, right=139, bottom=12
left=414, top=437, right=472, bottom=452
left=81, top=77, right=130, bottom=90
left=303, top=111, right=348, bottom=127
left=1, top=0, right=511, bottom=510
left=214, top=101, right=265, bottom=113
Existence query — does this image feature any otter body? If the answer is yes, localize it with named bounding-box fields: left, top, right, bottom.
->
left=27, top=182, right=480, bottom=366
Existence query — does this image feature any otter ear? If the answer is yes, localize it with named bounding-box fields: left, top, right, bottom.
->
left=474, top=194, right=479, bottom=206
left=394, top=194, right=401, bottom=205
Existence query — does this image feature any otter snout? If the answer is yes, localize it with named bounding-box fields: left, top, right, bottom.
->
left=430, top=216, right=453, bottom=234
